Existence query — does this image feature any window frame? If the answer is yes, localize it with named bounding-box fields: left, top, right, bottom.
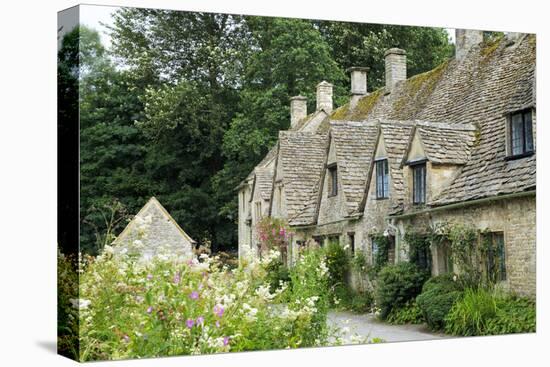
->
left=411, top=162, right=427, bottom=205
left=327, top=163, right=338, bottom=197
left=483, top=232, right=507, bottom=282
left=375, top=158, right=390, bottom=199
left=507, top=108, right=534, bottom=160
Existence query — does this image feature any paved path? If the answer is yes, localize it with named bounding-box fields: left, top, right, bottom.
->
left=327, top=311, right=449, bottom=344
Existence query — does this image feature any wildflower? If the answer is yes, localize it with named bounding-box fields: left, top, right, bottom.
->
left=213, top=304, right=224, bottom=317
left=196, top=316, right=204, bottom=326
left=173, top=272, right=181, bottom=284
left=146, top=273, right=153, bottom=281
left=146, top=306, right=153, bottom=314
left=69, top=298, right=91, bottom=310
left=190, top=291, right=199, bottom=300
left=223, top=336, right=230, bottom=346
left=122, top=335, right=130, bottom=343
left=453, top=274, right=458, bottom=282
left=216, top=320, right=220, bottom=328
left=186, top=319, right=195, bottom=329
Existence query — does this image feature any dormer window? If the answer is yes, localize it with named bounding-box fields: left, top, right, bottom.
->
left=411, top=162, right=426, bottom=205
left=375, top=159, right=389, bottom=199
left=327, top=163, right=338, bottom=197
left=509, top=109, right=534, bottom=158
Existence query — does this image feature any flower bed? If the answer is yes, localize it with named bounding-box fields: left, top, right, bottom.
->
left=63, top=246, right=336, bottom=361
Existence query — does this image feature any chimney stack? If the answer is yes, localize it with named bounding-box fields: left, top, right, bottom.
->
left=290, top=96, right=307, bottom=128
left=347, top=67, right=369, bottom=96
left=316, top=81, right=333, bottom=113
left=384, top=48, right=407, bottom=93
left=455, top=29, right=483, bottom=61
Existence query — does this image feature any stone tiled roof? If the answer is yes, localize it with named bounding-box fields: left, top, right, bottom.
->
left=254, top=166, right=274, bottom=201
left=378, top=120, right=415, bottom=213
left=278, top=131, right=328, bottom=225
left=330, top=121, right=379, bottom=215
left=339, top=35, right=536, bottom=207
left=411, top=121, right=478, bottom=165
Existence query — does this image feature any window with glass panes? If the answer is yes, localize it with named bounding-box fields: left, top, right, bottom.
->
left=328, top=164, right=338, bottom=197
left=412, top=163, right=426, bottom=204
left=510, top=109, right=534, bottom=157
left=376, top=159, right=389, bottom=199
left=483, top=232, right=506, bottom=282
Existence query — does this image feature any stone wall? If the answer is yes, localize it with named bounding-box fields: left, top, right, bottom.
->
left=395, top=195, right=536, bottom=296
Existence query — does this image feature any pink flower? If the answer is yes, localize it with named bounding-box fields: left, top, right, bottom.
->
left=186, top=319, right=195, bottom=329
left=146, top=306, right=153, bottom=314
left=122, top=335, right=130, bottom=343
left=216, top=320, right=220, bottom=328
left=146, top=274, right=153, bottom=281
left=213, top=304, right=224, bottom=317
left=190, top=291, right=199, bottom=300
left=223, top=336, right=230, bottom=346
left=173, top=272, right=181, bottom=284
left=196, top=316, right=204, bottom=326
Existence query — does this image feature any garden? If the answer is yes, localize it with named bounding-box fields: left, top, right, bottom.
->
left=58, top=219, right=535, bottom=361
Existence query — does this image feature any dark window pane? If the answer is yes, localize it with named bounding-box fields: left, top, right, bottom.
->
left=511, top=112, right=524, bottom=155
left=524, top=111, right=534, bottom=152
left=412, top=164, right=426, bottom=204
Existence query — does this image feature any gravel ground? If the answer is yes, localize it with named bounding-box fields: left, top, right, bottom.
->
left=327, top=310, right=450, bottom=344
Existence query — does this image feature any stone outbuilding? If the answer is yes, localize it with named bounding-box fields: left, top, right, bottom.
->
left=113, top=197, right=196, bottom=260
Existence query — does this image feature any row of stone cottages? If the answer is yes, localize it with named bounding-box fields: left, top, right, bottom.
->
left=237, top=29, right=536, bottom=296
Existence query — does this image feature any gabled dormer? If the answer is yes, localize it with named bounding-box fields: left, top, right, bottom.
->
left=401, top=121, right=477, bottom=207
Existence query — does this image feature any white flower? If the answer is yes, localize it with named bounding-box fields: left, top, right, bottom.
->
left=255, top=284, right=275, bottom=301
left=69, top=298, right=91, bottom=310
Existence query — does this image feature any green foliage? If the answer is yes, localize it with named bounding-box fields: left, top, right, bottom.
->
left=265, top=258, right=291, bottom=293
left=416, top=274, right=463, bottom=330
left=256, top=217, right=291, bottom=255
left=386, top=300, right=424, bottom=325
left=370, top=234, right=390, bottom=275
left=375, top=263, right=429, bottom=320
left=445, top=288, right=536, bottom=336
left=324, top=241, right=350, bottom=287
left=57, top=249, right=79, bottom=359
left=350, top=250, right=368, bottom=273
left=403, top=230, right=432, bottom=272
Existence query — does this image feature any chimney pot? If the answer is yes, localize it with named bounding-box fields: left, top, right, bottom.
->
left=316, top=81, right=333, bottom=113
left=346, top=67, right=369, bottom=96
left=384, top=48, right=407, bottom=93
left=455, top=29, right=483, bottom=61
left=290, top=96, right=307, bottom=128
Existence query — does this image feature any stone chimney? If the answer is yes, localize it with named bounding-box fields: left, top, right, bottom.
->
left=384, top=48, right=407, bottom=93
left=505, top=32, right=524, bottom=44
left=316, top=81, right=333, bottom=113
left=290, top=96, right=307, bottom=128
left=455, top=29, right=483, bottom=61
left=347, top=67, right=369, bottom=96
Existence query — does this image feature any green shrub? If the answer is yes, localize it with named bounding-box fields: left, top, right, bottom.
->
left=324, top=241, right=349, bottom=287
left=265, top=258, right=291, bottom=293
left=445, top=288, right=536, bottom=336
left=485, top=297, right=536, bottom=334
left=386, top=300, right=424, bottom=325
left=444, top=287, right=498, bottom=336
left=349, top=291, right=374, bottom=313
left=375, top=263, right=429, bottom=320
left=416, top=274, right=463, bottom=330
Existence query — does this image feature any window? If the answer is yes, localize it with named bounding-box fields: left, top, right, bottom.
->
left=410, top=238, right=431, bottom=272
left=328, top=164, right=338, bottom=197
left=277, top=186, right=282, bottom=213
left=371, top=238, right=379, bottom=264
left=509, top=109, right=534, bottom=158
left=348, top=233, right=355, bottom=255
left=412, top=163, right=426, bottom=204
left=376, top=159, right=389, bottom=199
left=483, top=232, right=506, bottom=282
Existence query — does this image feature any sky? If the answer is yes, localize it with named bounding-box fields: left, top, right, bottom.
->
left=78, top=4, right=455, bottom=52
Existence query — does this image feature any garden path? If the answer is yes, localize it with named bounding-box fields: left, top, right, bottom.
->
left=327, top=311, right=450, bottom=344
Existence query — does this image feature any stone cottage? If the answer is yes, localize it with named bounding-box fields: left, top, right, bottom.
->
left=113, top=197, right=196, bottom=260
left=237, top=29, right=536, bottom=296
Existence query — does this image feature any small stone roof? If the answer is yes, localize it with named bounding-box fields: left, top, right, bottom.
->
left=278, top=131, right=328, bottom=225
left=254, top=166, right=274, bottom=201
left=113, top=197, right=195, bottom=260
left=406, top=121, right=478, bottom=165
left=329, top=121, right=379, bottom=215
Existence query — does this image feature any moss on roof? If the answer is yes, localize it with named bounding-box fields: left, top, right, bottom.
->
left=390, top=59, right=450, bottom=119
left=329, top=88, right=383, bottom=121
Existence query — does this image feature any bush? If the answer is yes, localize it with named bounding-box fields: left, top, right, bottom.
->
left=349, top=291, right=374, bottom=313
left=265, top=258, right=291, bottom=293
left=445, top=288, right=536, bottom=336
left=416, top=274, right=463, bottom=330
left=485, top=297, right=536, bottom=334
left=323, top=241, right=349, bottom=287
left=375, top=263, right=429, bottom=320
left=386, top=300, right=424, bottom=325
